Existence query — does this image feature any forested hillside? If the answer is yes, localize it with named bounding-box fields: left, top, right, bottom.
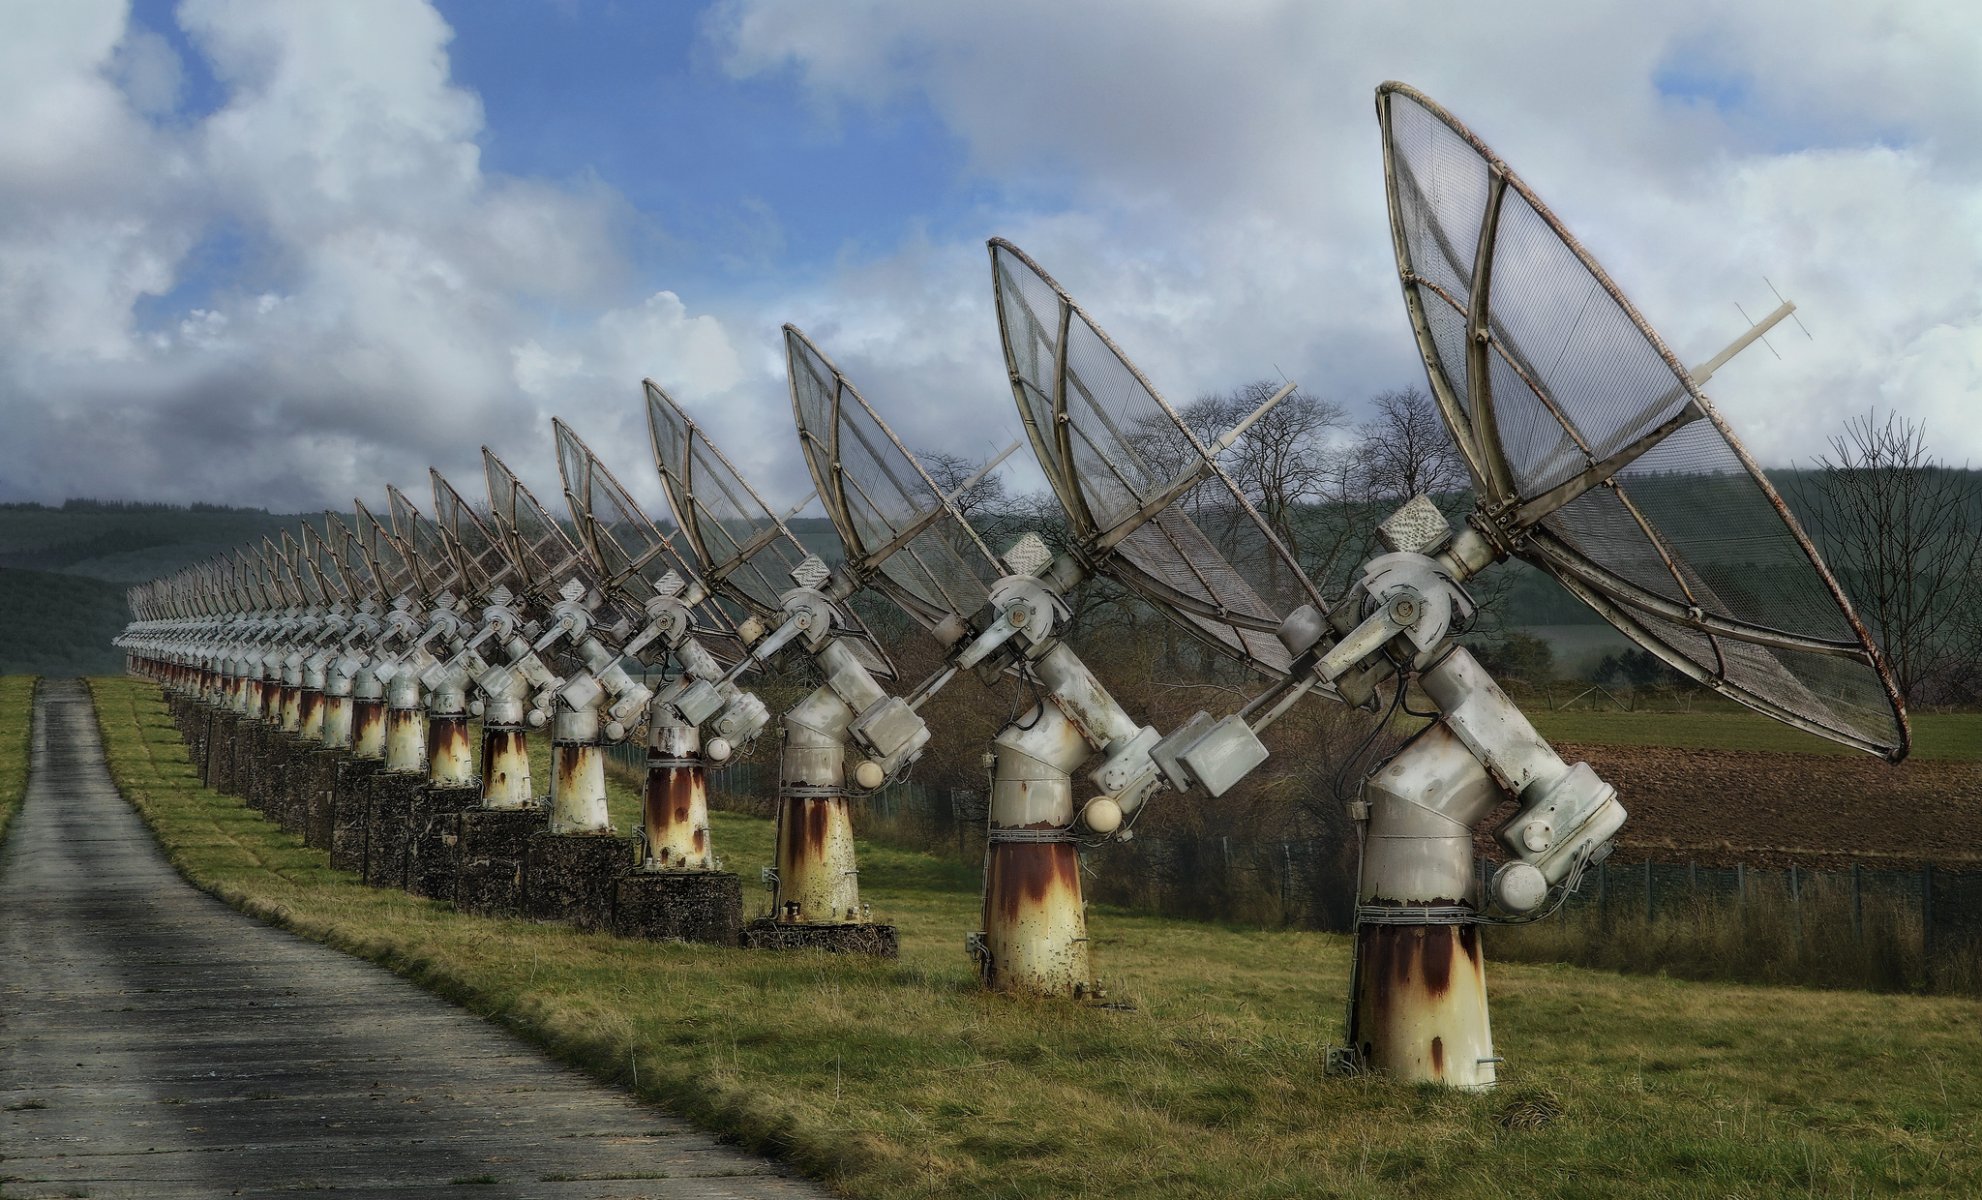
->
left=0, top=501, right=309, bottom=675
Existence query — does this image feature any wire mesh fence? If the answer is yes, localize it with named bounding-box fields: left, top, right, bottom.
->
left=609, top=741, right=1980, bottom=993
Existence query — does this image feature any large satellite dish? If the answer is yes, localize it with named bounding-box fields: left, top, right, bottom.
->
left=989, top=240, right=1328, bottom=678
left=1376, top=82, right=1907, bottom=760
left=352, top=498, right=415, bottom=606
left=640, top=381, right=894, bottom=680
left=785, top=326, right=1007, bottom=634
left=550, top=416, right=750, bottom=666
left=430, top=468, right=523, bottom=598
left=386, top=483, right=464, bottom=603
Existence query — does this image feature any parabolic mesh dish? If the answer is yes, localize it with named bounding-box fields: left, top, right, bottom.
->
left=386, top=484, right=458, bottom=603
left=551, top=418, right=749, bottom=666
left=300, top=523, right=351, bottom=604
left=1377, top=82, right=1907, bottom=760
left=641, top=382, right=894, bottom=680
left=432, top=469, right=521, bottom=597
left=353, top=499, right=415, bottom=604
left=482, top=447, right=597, bottom=600
left=324, top=513, right=379, bottom=604
left=258, top=538, right=296, bottom=609
left=234, top=549, right=271, bottom=613
left=785, top=325, right=1004, bottom=632
left=279, top=531, right=322, bottom=609
left=990, top=239, right=1323, bottom=678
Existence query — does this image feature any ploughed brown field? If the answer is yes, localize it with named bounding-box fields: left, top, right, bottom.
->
left=1548, top=742, right=1981, bottom=870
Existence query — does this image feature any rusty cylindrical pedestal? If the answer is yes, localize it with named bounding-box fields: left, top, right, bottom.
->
left=771, top=685, right=861, bottom=925
left=549, top=703, right=611, bottom=835
left=1345, top=722, right=1500, bottom=1089
left=479, top=725, right=533, bottom=808
left=427, top=710, right=474, bottom=787
left=643, top=710, right=712, bottom=870
left=980, top=699, right=1094, bottom=998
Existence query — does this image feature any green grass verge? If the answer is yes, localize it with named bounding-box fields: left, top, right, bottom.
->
left=1530, top=709, right=1982, bottom=760
left=88, top=677, right=1982, bottom=1198
left=0, top=676, right=33, bottom=846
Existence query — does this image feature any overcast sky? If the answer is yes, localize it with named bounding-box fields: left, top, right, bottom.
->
left=2, top=0, right=1976, bottom=515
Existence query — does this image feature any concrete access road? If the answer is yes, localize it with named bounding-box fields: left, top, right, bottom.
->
left=0, top=681, right=827, bottom=1199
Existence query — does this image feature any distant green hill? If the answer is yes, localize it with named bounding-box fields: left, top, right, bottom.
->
left=0, top=501, right=313, bottom=677
left=0, top=566, right=133, bottom=676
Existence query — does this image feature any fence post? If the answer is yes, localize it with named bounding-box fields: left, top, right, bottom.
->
left=1922, top=864, right=1936, bottom=972
left=1645, top=860, right=1654, bottom=922
left=1736, top=864, right=1747, bottom=920
left=1688, top=859, right=1697, bottom=899
left=1789, top=864, right=1802, bottom=945
left=1598, top=860, right=1609, bottom=923
left=1850, top=862, right=1863, bottom=942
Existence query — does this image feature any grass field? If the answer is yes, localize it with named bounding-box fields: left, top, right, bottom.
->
left=0, top=677, right=32, bottom=847
left=79, top=677, right=1982, bottom=1198
left=1529, top=708, right=1982, bottom=760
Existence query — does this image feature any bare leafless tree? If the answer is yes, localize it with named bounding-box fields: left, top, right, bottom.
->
left=1798, top=411, right=1982, bottom=705
left=1355, top=385, right=1470, bottom=505
left=920, top=449, right=1009, bottom=525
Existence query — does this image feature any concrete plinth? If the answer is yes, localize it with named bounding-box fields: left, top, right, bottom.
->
left=260, top=732, right=307, bottom=814
left=203, top=710, right=240, bottom=792
left=454, top=806, right=545, bottom=918
left=523, top=832, right=638, bottom=932
left=359, top=770, right=419, bottom=888
left=612, top=871, right=744, bottom=947
left=297, top=748, right=345, bottom=843
left=740, top=920, right=899, bottom=958
left=235, top=720, right=273, bottom=807
left=325, top=757, right=382, bottom=852
left=406, top=784, right=482, bottom=900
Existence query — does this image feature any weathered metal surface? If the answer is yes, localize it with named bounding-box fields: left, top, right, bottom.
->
left=613, top=870, right=743, bottom=946
left=772, top=684, right=864, bottom=925
left=981, top=700, right=1095, bottom=997
left=773, top=796, right=862, bottom=924
left=643, top=714, right=712, bottom=871
left=426, top=712, right=474, bottom=786
left=351, top=697, right=387, bottom=761
left=644, top=761, right=713, bottom=870
left=549, top=740, right=610, bottom=834
left=522, top=831, right=638, bottom=931
left=384, top=706, right=425, bottom=773
left=1350, top=923, right=1495, bottom=1089
left=297, top=687, right=324, bottom=742
left=321, top=694, right=353, bottom=750
left=1348, top=721, right=1502, bottom=1088
left=477, top=726, right=533, bottom=809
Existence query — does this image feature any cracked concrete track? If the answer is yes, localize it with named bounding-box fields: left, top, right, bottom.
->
left=0, top=681, right=830, bottom=1199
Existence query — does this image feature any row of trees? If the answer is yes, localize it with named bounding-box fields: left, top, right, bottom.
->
left=930, top=385, right=1980, bottom=706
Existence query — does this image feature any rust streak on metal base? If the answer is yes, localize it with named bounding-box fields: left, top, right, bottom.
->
left=1351, top=922, right=1493, bottom=1088
left=986, top=838, right=1081, bottom=924
left=772, top=795, right=858, bottom=924
left=352, top=699, right=386, bottom=759
left=479, top=727, right=531, bottom=807
left=643, top=764, right=711, bottom=870
left=427, top=714, right=473, bottom=786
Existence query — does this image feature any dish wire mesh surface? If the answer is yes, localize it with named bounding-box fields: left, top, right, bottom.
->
left=1378, top=82, right=1906, bottom=760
